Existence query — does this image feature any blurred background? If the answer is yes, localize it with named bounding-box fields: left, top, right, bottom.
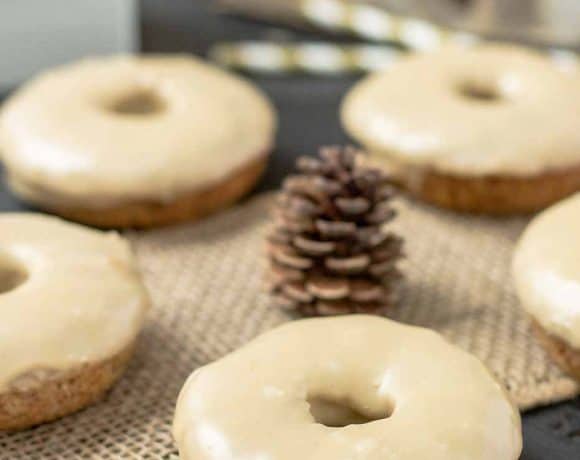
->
left=0, top=0, right=580, bottom=91
left=1, top=0, right=580, bottom=457
left=4, top=0, right=578, bottom=191
left=2, top=0, right=579, bottom=91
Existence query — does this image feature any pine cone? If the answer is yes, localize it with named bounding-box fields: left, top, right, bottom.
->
left=266, top=146, right=404, bottom=316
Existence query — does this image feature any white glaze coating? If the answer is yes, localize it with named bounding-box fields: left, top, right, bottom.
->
left=0, top=214, right=149, bottom=391
left=513, top=193, right=580, bottom=349
left=342, top=45, right=580, bottom=177
left=174, top=316, right=522, bottom=460
left=0, top=55, right=276, bottom=208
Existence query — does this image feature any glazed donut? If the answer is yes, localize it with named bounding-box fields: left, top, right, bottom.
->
left=0, top=55, right=276, bottom=228
left=341, top=44, right=580, bottom=215
left=513, top=193, right=580, bottom=381
left=174, top=316, right=522, bottom=460
left=0, top=214, right=149, bottom=430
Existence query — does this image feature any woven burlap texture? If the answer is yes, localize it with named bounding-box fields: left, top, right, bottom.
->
left=1, top=193, right=578, bottom=459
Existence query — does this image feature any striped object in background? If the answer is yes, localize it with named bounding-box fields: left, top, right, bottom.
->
left=212, top=0, right=579, bottom=75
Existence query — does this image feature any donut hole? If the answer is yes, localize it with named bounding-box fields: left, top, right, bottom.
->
left=109, top=89, right=166, bottom=115
left=307, top=394, right=393, bottom=427
left=457, top=80, right=502, bottom=102
left=0, top=256, right=28, bottom=294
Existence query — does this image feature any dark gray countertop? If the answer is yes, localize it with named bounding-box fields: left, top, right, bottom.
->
left=1, top=0, right=579, bottom=457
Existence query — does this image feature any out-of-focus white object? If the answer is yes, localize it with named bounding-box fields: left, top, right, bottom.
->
left=213, top=0, right=579, bottom=76
left=381, top=0, right=580, bottom=47
left=0, top=0, right=138, bottom=90
left=220, top=0, right=580, bottom=47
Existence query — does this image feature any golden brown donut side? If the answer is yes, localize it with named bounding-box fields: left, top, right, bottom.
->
left=0, top=343, right=135, bottom=432
left=532, top=321, right=580, bottom=382
left=22, top=154, right=268, bottom=229
left=402, top=163, right=580, bottom=215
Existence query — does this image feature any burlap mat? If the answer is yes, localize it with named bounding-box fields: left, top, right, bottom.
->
left=2, top=193, right=578, bottom=458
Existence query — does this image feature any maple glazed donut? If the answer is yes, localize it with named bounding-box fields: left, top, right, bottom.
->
left=0, top=55, right=276, bottom=228
left=341, top=44, right=580, bottom=214
left=513, top=193, right=580, bottom=381
left=174, top=316, right=522, bottom=460
left=0, top=214, right=149, bottom=431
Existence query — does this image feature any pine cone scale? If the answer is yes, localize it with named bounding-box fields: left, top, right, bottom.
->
left=293, top=236, right=335, bottom=256
left=325, top=255, right=371, bottom=274
left=335, top=197, right=371, bottom=215
left=306, top=276, right=350, bottom=300
left=267, top=146, right=404, bottom=316
left=315, top=220, right=357, bottom=238
left=268, top=244, right=313, bottom=270
left=281, top=282, right=314, bottom=303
